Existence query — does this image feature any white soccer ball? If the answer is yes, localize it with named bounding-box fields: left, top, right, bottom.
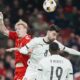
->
left=43, top=0, right=57, bottom=12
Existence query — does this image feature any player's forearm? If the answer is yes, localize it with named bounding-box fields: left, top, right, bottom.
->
left=64, top=47, right=80, bottom=56
left=0, top=25, right=9, bottom=36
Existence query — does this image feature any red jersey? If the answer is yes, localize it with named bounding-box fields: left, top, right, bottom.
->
left=9, top=31, right=31, bottom=67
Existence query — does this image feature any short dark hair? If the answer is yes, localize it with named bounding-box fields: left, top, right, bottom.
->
left=49, top=42, right=60, bottom=53
left=48, top=24, right=60, bottom=32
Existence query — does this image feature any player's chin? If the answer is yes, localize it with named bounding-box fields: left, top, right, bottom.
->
left=49, top=39, right=54, bottom=43
left=18, top=35, right=23, bottom=38
left=51, top=38, right=56, bottom=41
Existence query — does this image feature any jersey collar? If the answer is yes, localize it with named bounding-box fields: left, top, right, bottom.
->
left=43, top=38, right=51, bottom=44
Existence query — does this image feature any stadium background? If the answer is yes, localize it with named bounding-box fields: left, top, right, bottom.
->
left=0, top=0, right=80, bottom=80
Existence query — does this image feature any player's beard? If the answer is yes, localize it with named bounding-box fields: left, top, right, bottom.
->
left=48, top=37, right=55, bottom=44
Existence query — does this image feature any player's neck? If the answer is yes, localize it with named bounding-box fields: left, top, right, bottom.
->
left=19, top=33, right=27, bottom=39
left=43, top=36, right=50, bottom=43
left=43, top=36, right=53, bottom=44
left=51, top=52, right=59, bottom=55
left=50, top=50, right=60, bottom=55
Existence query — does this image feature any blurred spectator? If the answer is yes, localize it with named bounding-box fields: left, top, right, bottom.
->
left=7, top=39, right=14, bottom=48
left=67, top=33, right=78, bottom=47
left=9, top=59, right=15, bottom=70
left=4, top=18, right=11, bottom=29
left=0, top=0, right=5, bottom=12
left=0, top=60, right=6, bottom=79
left=32, top=14, right=49, bottom=36
left=0, top=48, right=5, bottom=59
left=4, top=55, right=13, bottom=69
left=55, top=6, right=70, bottom=28
left=6, top=69, right=13, bottom=80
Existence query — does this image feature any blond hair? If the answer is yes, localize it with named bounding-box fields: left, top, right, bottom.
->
left=15, top=19, right=28, bottom=29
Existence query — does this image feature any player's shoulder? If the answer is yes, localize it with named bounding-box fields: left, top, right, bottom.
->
left=60, top=56, right=71, bottom=65
left=32, top=37, right=43, bottom=42
left=25, top=34, right=31, bottom=40
left=33, top=37, right=43, bottom=39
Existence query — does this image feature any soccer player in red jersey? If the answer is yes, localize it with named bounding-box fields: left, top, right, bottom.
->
left=0, top=12, right=31, bottom=80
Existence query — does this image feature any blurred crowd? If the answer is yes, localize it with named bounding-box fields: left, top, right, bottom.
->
left=0, top=0, right=80, bottom=80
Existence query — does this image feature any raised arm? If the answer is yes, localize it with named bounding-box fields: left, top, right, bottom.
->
left=54, top=40, right=80, bottom=56
left=0, top=12, right=9, bottom=36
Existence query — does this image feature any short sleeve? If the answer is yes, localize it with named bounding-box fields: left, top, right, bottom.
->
left=27, top=37, right=38, bottom=49
left=19, top=37, right=38, bottom=54
left=25, top=35, right=31, bottom=43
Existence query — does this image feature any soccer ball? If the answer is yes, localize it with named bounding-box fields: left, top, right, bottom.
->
left=43, top=0, right=57, bottom=12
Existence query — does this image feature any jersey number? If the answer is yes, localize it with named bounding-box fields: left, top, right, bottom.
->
left=50, top=66, right=63, bottom=80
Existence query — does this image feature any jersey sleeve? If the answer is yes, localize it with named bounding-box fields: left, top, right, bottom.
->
left=9, top=31, right=18, bottom=40
left=54, top=40, right=80, bottom=56
left=67, top=61, right=73, bottom=80
left=19, top=37, right=38, bottom=54
left=64, top=47, right=80, bottom=56
left=27, top=37, right=38, bottom=49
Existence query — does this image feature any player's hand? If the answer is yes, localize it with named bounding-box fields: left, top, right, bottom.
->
left=6, top=48, right=19, bottom=52
left=0, top=12, right=3, bottom=24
